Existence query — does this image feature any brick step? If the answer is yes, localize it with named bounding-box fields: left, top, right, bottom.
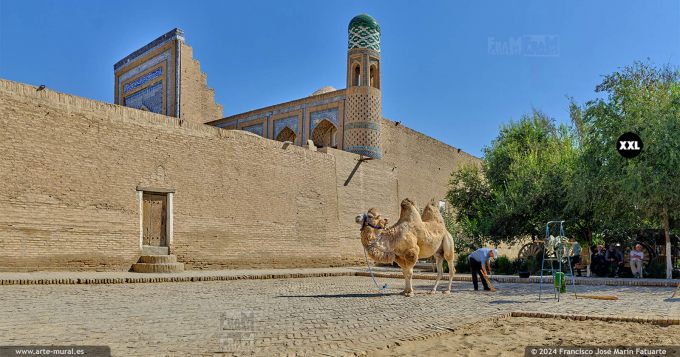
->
left=139, top=255, right=177, bottom=264
left=132, top=262, right=184, bottom=273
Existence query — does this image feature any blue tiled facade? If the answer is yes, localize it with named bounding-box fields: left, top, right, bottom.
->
left=273, top=116, right=298, bottom=139
left=114, top=28, right=184, bottom=71
left=310, top=108, right=339, bottom=132
left=228, top=95, right=345, bottom=126
left=114, top=29, right=183, bottom=117
left=242, top=123, right=264, bottom=136
left=117, top=50, right=172, bottom=115
left=124, top=82, right=163, bottom=113
left=124, top=67, right=163, bottom=93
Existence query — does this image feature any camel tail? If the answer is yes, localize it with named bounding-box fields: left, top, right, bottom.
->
left=447, top=232, right=456, bottom=274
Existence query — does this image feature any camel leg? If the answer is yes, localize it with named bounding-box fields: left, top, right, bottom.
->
left=443, top=234, right=455, bottom=294
left=397, top=247, right=418, bottom=297
left=444, top=255, right=455, bottom=294
left=403, top=265, right=415, bottom=297
left=429, top=255, right=444, bottom=294
left=394, top=258, right=410, bottom=296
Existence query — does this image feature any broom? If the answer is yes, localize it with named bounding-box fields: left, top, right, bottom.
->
left=575, top=294, right=618, bottom=301
left=482, top=271, right=497, bottom=292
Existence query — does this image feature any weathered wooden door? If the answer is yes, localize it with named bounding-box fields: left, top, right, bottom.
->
left=143, top=193, right=167, bottom=246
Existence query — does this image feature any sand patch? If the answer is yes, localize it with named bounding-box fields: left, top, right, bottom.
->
left=368, top=317, right=679, bottom=357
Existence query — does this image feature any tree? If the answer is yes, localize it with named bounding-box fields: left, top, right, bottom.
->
left=483, top=111, right=578, bottom=241
left=446, top=165, right=493, bottom=249
left=447, top=111, right=578, bottom=246
left=576, top=62, right=680, bottom=278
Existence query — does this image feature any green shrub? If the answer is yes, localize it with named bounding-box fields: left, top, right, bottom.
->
left=453, top=253, right=543, bottom=276
left=525, top=256, right=540, bottom=275
left=492, top=255, right=516, bottom=275
left=455, top=252, right=471, bottom=273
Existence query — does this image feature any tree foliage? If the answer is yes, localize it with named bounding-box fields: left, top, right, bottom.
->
left=574, top=62, right=680, bottom=277
left=446, top=62, right=680, bottom=278
left=448, top=111, right=577, bottom=246
left=446, top=165, right=492, bottom=249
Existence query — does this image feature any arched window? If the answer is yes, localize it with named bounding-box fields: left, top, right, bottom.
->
left=311, top=120, right=338, bottom=148
left=370, top=64, right=379, bottom=89
left=353, top=65, right=361, bottom=86
left=275, top=127, right=296, bottom=143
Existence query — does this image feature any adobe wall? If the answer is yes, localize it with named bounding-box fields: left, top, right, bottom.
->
left=380, top=118, right=480, bottom=211
left=0, top=79, right=478, bottom=271
left=324, top=147, right=400, bottom=251
left=178, top=43, right=223, bottom=124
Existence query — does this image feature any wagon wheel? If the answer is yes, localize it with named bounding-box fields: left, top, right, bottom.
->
left=517, top=242, right=544, bottom=261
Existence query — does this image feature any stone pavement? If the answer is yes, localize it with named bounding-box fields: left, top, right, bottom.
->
left=1, top=266, right=678, bottom=287
left=0, top=275, right=678, bottom=356
left=0, top=267, right=357, bottom=285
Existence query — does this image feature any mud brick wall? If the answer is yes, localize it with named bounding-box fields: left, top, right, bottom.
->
left=0, top=79, right=478, bottom=271
left=380, top=118, right=480, bottom=211
left=179, top=43, right=223, bottom=124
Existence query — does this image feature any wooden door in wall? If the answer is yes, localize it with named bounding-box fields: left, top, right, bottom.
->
left=143, top=193, right=167, bottom=246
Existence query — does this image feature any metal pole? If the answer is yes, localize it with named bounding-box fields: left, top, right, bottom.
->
left=539, top=223, right=548, bottom=301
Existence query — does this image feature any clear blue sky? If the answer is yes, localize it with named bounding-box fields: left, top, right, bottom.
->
left=1, top=1, right=678, bottom=157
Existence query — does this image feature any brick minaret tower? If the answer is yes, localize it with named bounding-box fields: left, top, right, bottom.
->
left=343, top=14, right=382, bottom=159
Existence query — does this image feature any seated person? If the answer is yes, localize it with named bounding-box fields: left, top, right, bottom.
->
left=605, top=244, right=624, bottom=277
left=590, top=244, right=607, bottom=277
left=629, top=244, right=644, bottom=278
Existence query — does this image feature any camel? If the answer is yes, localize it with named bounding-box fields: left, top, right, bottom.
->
left=356, top=198, right=455, bottom=296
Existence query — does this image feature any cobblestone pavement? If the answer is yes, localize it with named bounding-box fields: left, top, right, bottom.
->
left=2, top=266, right=678, bottom=287
left=0, top=276, right=678, bottom=356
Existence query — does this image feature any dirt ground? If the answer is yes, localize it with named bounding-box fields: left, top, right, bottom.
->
left=369, top=317, right=680, bottom=357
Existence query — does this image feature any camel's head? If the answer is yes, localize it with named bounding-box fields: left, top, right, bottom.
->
left=400, top=198, right=416, bottom=210
left=355, top=208, right=388, bottom=230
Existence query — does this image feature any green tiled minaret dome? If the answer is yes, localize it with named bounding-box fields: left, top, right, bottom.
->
left=348, top=14, right=381, bottom=52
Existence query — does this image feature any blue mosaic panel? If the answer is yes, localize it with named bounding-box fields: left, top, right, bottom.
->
left=124, top=67, right=163, bottom=93
left=124, top=82, right=163, bottom=114
left=242, top=123, right=264, bottom=136
left=217, top=95, right=345, bottom=128
left=348, top=26, right=380, bottom=52
left=118, top=50, right=172, bottom=115
left=273, top=116, right=298, bottom=139
left=345, top=145, right=383, bottom=159
left=310, top=108, right=339, bottom=132
left=114, top=28, right=183, bottom=71
left=215, top=120, right=237, bottom=129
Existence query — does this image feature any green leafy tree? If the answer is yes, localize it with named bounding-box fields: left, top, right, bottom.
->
left=447, top=111, right=578, bottom=246
left=575, top=62, right=680, bottom=278
left=483, top=111, right=578, bottom=241
left=446, top=165, right=492, bottom=250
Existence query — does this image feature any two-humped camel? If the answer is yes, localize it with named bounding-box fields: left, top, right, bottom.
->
left=356, top=198, right=455, bottom=297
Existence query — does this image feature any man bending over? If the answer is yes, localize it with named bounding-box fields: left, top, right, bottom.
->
left=468, top=247, right=497, bottom=291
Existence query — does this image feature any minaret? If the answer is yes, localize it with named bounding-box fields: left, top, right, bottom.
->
left=343, top=14, right=382, bottom=159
